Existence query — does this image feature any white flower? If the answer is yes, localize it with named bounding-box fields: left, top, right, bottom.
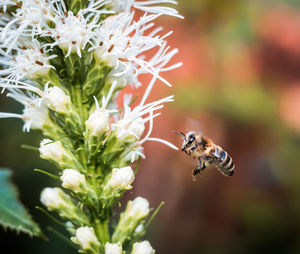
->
left=0, top=40, right=56, bottom=81
left=131, top=241, right=155, bottom=254
left=71, top=227, right=100, bottom=251
left=60, top=169, right=86, bottom=193
left=0, top=82, right=73, bottom=119
left=40, top=187, right=70, bottom=210
left=46, top=10, right=98, bottom=57
left=0, top=89, right=51, bottom=132
left=109, top=0, right=183, bottom=18
left=39, top=139, right=68, bottom=161
left=113, top=92, right=174, bottom=143
left=0, top=0, right=54, bottom=52
left=44, top=86, right=71, bottom=113
left=123, top=145, right=145, bottom=163
left=124, top=197, right=150, bottom=220
left=91, top=12, right=181, bottom=89
left=105, top=242, right=122, bottom=254
left=108, top=166, right=135, bottom=190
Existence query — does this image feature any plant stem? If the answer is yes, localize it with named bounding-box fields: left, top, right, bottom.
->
left=95, top=219, right=110, bottom=244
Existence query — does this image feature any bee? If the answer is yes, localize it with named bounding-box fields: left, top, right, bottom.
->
left=173, top=131, right=235, bottom=179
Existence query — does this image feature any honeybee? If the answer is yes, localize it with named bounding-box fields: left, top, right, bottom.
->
left=173, top=131, right=235, bottom=179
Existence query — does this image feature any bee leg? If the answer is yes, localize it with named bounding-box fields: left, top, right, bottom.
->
left=192, top=158, right=206, bottom=181
left=192, top=166, right=201, bottom=178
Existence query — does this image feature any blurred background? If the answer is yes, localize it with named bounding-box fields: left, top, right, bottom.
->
left=1, top=0, right=300, bottom=253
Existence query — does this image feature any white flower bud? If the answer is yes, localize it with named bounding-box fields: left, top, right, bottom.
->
left=125, top=197, right=150, bottom=220
left=39, top=139, right=68, bottom=162
left=45, top=86, right=71, bottom=113
left=134, top=224, right=144, bottom=234
left=108, top=166, right=135, bottom=190
left=60, top=169, right=86, bottom=193
left=115, top=117, right=145, bottom=140
left=65, top=221, right=75, bottom=232
left=94, top=47, right=118, bottom=67
left=129, top=118, right=145, bottom=138
left=71, top=227, right=100, bottom=251
left=105, top=242, right=122, bottom=254
left=24, top=101, right=51, bottom=130
left=131, top=241, right=155, bottom=254
left=40, top=187, right=69, bottom=210
left=85, top=109, right=109, bottom=136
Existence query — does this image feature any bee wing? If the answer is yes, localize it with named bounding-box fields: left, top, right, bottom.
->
left=185, top=118, right=203, bottom=134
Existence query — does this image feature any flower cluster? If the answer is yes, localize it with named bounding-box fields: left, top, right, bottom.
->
left=0, top=0, right=182, bottom=253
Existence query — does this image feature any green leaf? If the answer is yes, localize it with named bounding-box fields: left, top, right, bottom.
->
left=0, top=169, right=42, bottom=237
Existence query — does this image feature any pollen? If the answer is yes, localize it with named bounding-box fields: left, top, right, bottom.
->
left=108, top=44, right=114, bottom=53
left=35, top=60, right=44, bottom=66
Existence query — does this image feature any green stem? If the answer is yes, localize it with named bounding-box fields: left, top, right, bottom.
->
left=71, top=82, right=89, bottom=167
left=94, top=219, right=110, bottom=244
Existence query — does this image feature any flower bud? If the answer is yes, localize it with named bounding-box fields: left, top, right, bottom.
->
left=65, top=221, right=76, bottom=235
left=23, top=100, right=52, bottom=131
left=40, top=187, right=70, bottom=210
left=108, top=166, right=135, bottom=190
left=60, top=169, right=86, bottom=193
left=134, top=224, right=144, bottom=234
left=115, top=117, right=145, bottom=140
left=105, top=242, right=122, bottom=254
left=71, top=227, right=100, bottom=251
left=112, top=197, right=150, bottom=243
left=39, top=139, right=69, bottom=162
left=85, top=109, right=109, bottom=136
left=129, top=118, right=145, bottom=139
left=45, top=86, right=71, bottom=113
left=124, top=197, right=150, bottom=220
left=94, top=47, right=118, bottom=67
left=131, top=241, right=155, bottom=254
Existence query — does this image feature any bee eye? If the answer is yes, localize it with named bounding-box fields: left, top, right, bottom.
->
left=187, top=136, right=195, bottom=144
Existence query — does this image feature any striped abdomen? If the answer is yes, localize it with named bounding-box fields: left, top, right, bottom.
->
left=213, top=145, right=235, bottom=176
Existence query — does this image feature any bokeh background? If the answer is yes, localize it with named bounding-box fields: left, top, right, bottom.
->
left=1, top=0, right=300, bottom=253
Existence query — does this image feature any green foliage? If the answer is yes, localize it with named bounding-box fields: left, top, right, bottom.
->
left=0, top=169, right=42, bottom=237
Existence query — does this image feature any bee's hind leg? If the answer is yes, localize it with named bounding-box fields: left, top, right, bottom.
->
left=192, top=158, right=206, bottom=181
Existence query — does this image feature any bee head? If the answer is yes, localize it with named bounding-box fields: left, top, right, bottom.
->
left=184, top=131, right=196, bottom=149
left=173, top=131, right=196, bottom=151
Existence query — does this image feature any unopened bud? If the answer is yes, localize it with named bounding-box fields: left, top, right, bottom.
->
left=124, top=197, right=150, bottom=220
left=60, top=169, right=86, bottom=193
left=105, top=242, right=122, bottom=254
left=131, top=241, right=155, bottom=254
left=71, top=227, right=100, bottom=251
left=39, top=139, right=69, bottom=162
left=134, top=224, right=144, bottom=234
left=85, top=109, right=109, bottom=136
left=45, top=86, right=71, bottom=113
left=115, top=117, right=145, bottom=140
left=40, top=187, right=70, bottom=210
left=108, top=166, right=135, bottom=190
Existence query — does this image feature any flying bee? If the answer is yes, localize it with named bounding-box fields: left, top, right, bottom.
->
left=173, top=131, right=235, bottom=179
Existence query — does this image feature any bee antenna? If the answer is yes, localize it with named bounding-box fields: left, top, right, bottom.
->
left=172, top=131, right=186, bottom=139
